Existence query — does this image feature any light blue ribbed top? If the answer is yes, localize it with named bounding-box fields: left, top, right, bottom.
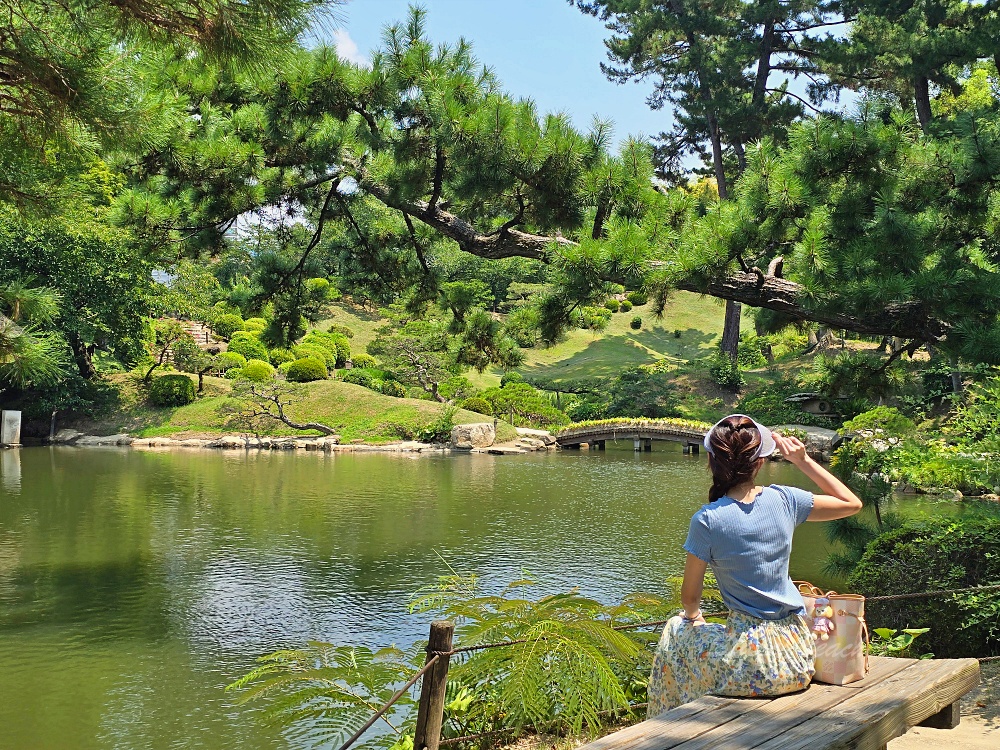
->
left=683, top=484, right=814, bottom=620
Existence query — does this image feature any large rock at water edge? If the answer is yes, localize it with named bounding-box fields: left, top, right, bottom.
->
left=450, top=422, right=495, bottom=450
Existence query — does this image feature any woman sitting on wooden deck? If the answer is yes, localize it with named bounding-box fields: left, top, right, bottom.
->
left=648, top=415, right=863, bottom=715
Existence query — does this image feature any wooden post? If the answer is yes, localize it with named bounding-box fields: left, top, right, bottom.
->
left=414, top=620, right=454, bottom=750
left=919, top=700, right=961, bottom=729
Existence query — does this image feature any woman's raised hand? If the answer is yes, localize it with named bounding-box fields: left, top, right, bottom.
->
left=772, top=432, right=808, bottom=465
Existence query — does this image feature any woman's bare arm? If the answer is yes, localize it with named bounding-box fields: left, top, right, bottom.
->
left=772, top=432, right=863, bottom=521
left=680, top=553, right=708, bottom=624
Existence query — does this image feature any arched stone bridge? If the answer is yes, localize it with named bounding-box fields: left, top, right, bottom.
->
left=555, top=421, right=710, bottom=453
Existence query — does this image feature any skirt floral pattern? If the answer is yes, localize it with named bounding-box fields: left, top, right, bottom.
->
left=647, top=611, right=815, bottom=716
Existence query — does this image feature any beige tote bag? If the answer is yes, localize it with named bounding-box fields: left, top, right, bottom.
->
left=795, top=581, right=870, bottom=685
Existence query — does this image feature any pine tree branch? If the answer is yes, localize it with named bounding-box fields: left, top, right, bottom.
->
left=676, top=272, right=950, bottom=342
left=350, top=162, right=574, bottom=260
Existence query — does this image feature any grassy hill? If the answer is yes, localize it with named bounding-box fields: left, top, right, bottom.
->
left=519, top=292, right=736, bottom=384
left=310, top=294, right=760, bottom=422
left=69, top=374, right=518, bottom=444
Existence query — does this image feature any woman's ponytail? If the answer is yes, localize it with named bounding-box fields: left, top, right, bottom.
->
left=706, top=416, right=764, bottom=502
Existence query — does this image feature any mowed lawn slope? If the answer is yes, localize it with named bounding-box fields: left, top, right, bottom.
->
left=316, top=293, right=742, bottom=390
left=520, top=292, right=740, bottom=384
left=71, top=375, right=517, bottom=443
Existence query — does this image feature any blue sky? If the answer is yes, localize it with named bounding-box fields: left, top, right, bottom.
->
left=325, top=0, right=667, bottom=149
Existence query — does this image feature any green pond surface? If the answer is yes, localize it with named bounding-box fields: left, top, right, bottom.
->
left=0, top=445, right=957, bottom=749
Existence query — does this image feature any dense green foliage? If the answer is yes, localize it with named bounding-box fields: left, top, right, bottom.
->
left=231, top=573, right=677, bottom=749
left=285, top=357, right=328, bottom=383
left=238, top=359, right=276, bottom=382
left=457, top=397, right=492, bottom=416
left=848, top=509, right=1000, bottom=658
left=148, top=374, right=196, bottom=407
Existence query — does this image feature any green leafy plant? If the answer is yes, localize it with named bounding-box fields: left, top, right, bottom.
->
left=228, top=335, right=270, bottom=363
left=457, top=397, right=492, bottom=415
left=629, top=316, right=642, bottom=330
left=417, top=406, right=458, bottom=443
left=148, top=374, right=196, bottom=406
left=708, top=353, right=743, bottom=391
left=351, top=353, right=378, bottom=369
left=228, top=644, right=418, bottom=750
left=409, top=573, right=673, bottom=738
left=378, top=380, right=407, bottom=398
left=604, top=299, right=620, bottom=313
left=212, top=313, right=245, bottom=339
left=286, top=357, right=327, bottom=383
left=619, top=299, right=633, bottom=313
left=870, top=628, right=932, bottom=659
left=626, top=291, right=647, bottom=307
left=848, top=512, right=1000, bottom=658
left=341, top=369, right=377, bottom=390
left=238, top=359, right=275, bottom=382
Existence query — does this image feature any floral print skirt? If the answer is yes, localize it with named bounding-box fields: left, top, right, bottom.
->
left=647, top=611, right=815, bottom=716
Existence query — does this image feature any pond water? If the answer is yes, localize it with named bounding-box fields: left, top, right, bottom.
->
left=0, top=445, right=954, bottom=749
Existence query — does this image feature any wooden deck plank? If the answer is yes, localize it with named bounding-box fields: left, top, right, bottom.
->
left=577, top=658, right=912, bottom=750
left=673, top=656, right=916, bottom=750
left=749, top=657, right=980, bottom=750
left=580, top=697, right=750, bottom=750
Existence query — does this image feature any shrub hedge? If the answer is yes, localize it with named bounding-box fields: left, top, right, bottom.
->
left=458, top=396, right=493, bottom=415
left=848, top=510, right=1000, bottom=658
left=148, top=374, right=196, bottom=406
left=629, top=316, right=642, bottom=330
left=212, top=313, right=245, bottom=339
left=286, top=357, right=328, bottom=382
left=351, top=353, right=378, bottom=369
left=378, top=380, right=407, bottom=398
left=626, top=291, right=648, bottom=306
left=227, top=335, right=269, bottom=363
left=240, top=359, right=276, bottom=382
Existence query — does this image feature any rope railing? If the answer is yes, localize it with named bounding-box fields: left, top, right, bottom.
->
left=337, top=654, right=441, bottom=750
left=340, top=584, right=1000, bottom=750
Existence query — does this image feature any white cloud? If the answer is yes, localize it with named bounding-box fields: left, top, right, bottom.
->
left=332, top=29, right=368, bottom=66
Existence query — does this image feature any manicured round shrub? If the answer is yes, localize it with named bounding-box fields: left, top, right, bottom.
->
left=286, top=357, right=328, bottom=383
left=626, top=291, right=648, bottom=307
left=328, top=323, right=355, bottom=338
left=619, top=299, right=633, bottom=312
left=277, top=361, right=293, bottom=376
left=148, top=374, right=196, bottom=406
left=269, top=348, right=295, bottom=366
left=224, top=367, right=244, bottom=379
left=212, top=313, right=245, bottom=339
left=629, top=316, right=642, bottom=330
left=378, top=380, right=407, bottom=398
left=293, top=343, right=335, bottom=369
left=215, top=351, right=247, bottom=372
left=340, top=369, right=376, bottom=389
left=227, top=335, right=269, bottom=362
left=241, top=317, right=267, bottom=332
left=604, top=299, right=620, bottom=312
left=351, top=353, right=378, bottom=369
left=239, top=359, right=276, bottom=382
left=458, top=397, right=493, bottom=415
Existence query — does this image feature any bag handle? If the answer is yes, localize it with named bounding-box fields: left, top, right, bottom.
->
left=795, top=580, right=839, bottom=599
left=837, top=608, right=871, bottom=676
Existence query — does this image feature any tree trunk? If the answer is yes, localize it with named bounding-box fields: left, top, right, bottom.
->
left=707, top=111, right=728, bottom=200
left=950, top=356, right=964, bottom=395
left=720, top=300, right=741, bottom=362
left=914, top=75, right=933, bottom=132
left=68, top=332, right=97, bottom=379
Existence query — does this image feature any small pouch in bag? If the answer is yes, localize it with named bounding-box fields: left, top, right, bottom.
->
left=795, top=580, right=869, bottom=685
